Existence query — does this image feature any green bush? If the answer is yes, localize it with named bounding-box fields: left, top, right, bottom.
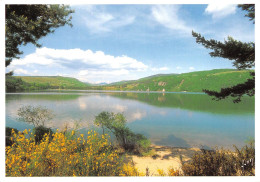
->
left=94, top=112, right=151, bottom=154
left=34, top=126, right=53, bottom=144
left=135, top=134, right=151, bottom=155
left=6, top=127, right=19, bottom=146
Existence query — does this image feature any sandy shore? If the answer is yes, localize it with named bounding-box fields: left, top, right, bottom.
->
left=128, top=145, right=201, bottom=176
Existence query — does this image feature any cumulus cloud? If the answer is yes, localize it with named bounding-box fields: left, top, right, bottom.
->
left=205, top=4, right=237, bottom=19
left=151, top=5, right=192, bottom=34
left=189, top=67, right=195, bottom=70
left=80, top=5, right=135, bottom=33
left=7, top=47, right=148, bottom=83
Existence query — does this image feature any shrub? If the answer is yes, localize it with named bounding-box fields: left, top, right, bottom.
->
left=6, top=127, right=18, bottom=146
left=114, top=127, right=150, bottom=154
left=168, top=168, right=182, bottom=176
left=233, top=141, right=255, bottom=175
left=6, top=127, right=18, bottom=136
left=5, top=129, right=141, bottom=176
left=182, top=149, right=236, bottom=176
left=94, top=111, right=151, bottom=154
left=157, top=168, right=182, bottom=176
left=157, top=169, right=166, bottom=176
left=34, top=126, right=53, bottom=144
left=182, top=144, right=255, bottom=176
left=135, top=134, right=151, bottom=155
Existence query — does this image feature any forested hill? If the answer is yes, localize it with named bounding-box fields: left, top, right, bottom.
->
left=6, top=69, right=254, bottom=92
left=94, top=69, right=254, bottom=92
left=6, top=76, right=90, bottom=91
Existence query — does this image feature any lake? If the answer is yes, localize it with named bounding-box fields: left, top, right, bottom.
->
left=6, top=90, right=255, bottom=149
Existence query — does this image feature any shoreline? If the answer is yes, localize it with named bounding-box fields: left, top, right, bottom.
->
left=128, top=145, right=201, bottom=176
left=6, top=89, right=205, bottom=95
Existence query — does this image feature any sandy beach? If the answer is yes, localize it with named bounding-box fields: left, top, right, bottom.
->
left=128, top=145, right=201, bottom=176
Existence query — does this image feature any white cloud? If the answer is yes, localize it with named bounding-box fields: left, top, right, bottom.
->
left=159, top=67, right=169, bottom=71
left=129, top=110, right=147, bottom=121
left=14, top=69, right=28, bottom=75
left=205, top=4, right=237, bottom=19
left=11, top=47, right=148, bottom=71
left=80, top=5, right=135, bottom=33
left=151, top=67, right=169, bottom=71
left=151, top=5, right=192, bottom=34
left=112, top=104, right=127, bottom=113
left=176, top=66, right=182, bottom=70
left=8, top=47, right=148, bottom=84
left=189, top=67, right=195, bottom=70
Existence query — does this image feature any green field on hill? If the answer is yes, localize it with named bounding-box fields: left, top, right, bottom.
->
left=96, top=69, right=254, bottom=92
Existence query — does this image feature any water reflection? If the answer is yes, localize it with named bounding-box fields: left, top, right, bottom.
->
left=108, top=92, right=255, bottom=114
left=155, top=134, right=190, bottom=148
left=6, top=92, right=255, bottom=149
left=6, top=93, right=148, bottom=129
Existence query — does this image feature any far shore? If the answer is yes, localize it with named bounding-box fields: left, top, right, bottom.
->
left=6, top=89, right=205, bottom=95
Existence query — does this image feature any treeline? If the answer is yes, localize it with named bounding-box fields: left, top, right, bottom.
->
left=6, top=76, right=60, bottom=91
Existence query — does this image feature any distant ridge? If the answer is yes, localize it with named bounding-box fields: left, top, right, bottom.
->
left=93, top=69, right=254, bottom=92
left=7, top=69, right=254, bottom=92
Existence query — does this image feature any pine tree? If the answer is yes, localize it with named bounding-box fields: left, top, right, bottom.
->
left=5, top=5, right=74, bottom=67
left=192, top=4, right=255, bottom=103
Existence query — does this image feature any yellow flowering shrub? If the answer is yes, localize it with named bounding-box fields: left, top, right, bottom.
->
left=157, top=169, right=166, bottom=176
left=119, top=163, right=144, bottom=176
left=6, top=129, right=140, bottom=176
left=157, top=168, right=182, bottom=176
left=167, top=168, right=182, bottom=176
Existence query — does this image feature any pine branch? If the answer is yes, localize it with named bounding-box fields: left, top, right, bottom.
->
left=203, top=72, right=255, bottom=103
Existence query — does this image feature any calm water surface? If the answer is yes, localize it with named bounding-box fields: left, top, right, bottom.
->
left=6, top=91, right=255, bottom=149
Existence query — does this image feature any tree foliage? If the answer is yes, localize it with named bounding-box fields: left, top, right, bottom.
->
left=192, top=4, right=255, bottom=103
left=5, top=5, right=74, bottom=67
left=94, top=111, right=126, bottom=135
left=6, top=76, right=26, bottom=91
left=94, top=112, right=151, bottom=154
left=238, top=4, right=255, bottom=23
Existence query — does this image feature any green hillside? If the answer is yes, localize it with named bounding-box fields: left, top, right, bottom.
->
left=6, top=76, right=90, bottom=91
left=6, top=69, right=254, bottom=93
left=97, top=69, right=254, bottom=92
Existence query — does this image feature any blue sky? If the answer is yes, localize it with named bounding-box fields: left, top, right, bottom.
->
left=6, top=4, right=255, bottom=84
